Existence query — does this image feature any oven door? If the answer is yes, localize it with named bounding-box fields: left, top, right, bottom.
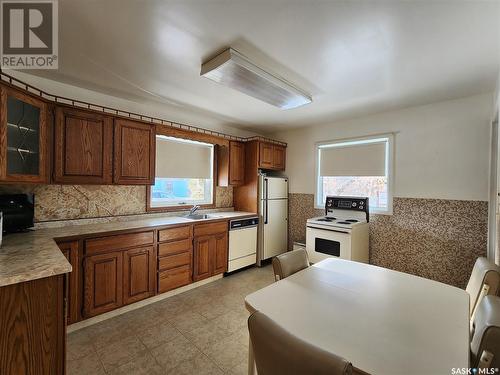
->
left=305, top=225, right=352, bottom=263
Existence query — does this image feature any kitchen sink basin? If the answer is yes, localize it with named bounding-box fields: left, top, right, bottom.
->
left=184, top=213, right=221, bottom=220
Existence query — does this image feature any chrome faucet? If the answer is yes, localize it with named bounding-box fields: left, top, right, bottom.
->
left=189, top=205, right=201, bottom=215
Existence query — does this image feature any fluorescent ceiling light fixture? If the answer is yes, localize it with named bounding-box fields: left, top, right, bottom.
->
left=201, top=48, right=312, bottom=110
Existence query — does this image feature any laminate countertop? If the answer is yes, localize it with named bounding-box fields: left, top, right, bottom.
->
left=0, top=211, right=257, bottom=287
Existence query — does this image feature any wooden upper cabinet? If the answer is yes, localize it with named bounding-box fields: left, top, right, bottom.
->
left=229, top=141, right=245, bottom=185
left=123, top=246, right=155, bottom=305
left=258, top=142, right=286, bottom=171
left=83, top=251, right=123, bottom=318
left=218, top=141, right=245, bottom=186
left=114, top=118, right=155, bottom=185
left=259, top=142, right=274, bottom=169
left=0, top=86, right=49, bottom=183
left=273, top=145, right=286, bottom=170
left=54, top=106, right=113, bottom=184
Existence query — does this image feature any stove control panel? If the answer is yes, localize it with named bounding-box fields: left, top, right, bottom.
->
left=325, top=196, right=369, bottom=221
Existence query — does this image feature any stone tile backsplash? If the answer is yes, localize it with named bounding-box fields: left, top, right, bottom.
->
left=0, top=185, right=233, bottom=222
left=289, top=193, right=487, bottom=288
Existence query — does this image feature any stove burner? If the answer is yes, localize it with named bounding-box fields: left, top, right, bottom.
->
left=317, top=217, right=336, bottom=222
left=337, top=221, right=352, bottom=225
left=345, top=219, right=359, bottom=223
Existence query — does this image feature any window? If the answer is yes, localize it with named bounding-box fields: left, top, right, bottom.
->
left=315, top=135, right=393, bottom=214
left=150, top=136, right=214, bottom=208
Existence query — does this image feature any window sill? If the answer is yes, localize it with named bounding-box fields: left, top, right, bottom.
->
left=370, top=209, right=393, bottom=216
left=146, top=203, right=216, bottom=213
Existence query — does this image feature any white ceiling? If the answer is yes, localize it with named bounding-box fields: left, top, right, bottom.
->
left=22, top=0, right=500, bottom=133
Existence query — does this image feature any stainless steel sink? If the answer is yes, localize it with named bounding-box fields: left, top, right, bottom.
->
left=185, top=213, right=221, bottom=220
left=185, top=214, right=209, bottom=220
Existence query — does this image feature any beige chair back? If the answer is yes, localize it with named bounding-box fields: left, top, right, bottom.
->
left=272, top=249, right=309, bottom=281
left=248, top=311, right=352, bottom=375
left=470, top=295, right=500, bottom=369
left=466, top=257, right=500, bottom=318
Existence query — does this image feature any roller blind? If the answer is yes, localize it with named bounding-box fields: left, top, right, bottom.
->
left=156, top=136, right=213, bottom=179
left=319, top=140, right=387, bottom=177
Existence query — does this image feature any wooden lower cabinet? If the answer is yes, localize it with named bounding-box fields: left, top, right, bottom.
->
left=83, top=251, right=123, bottom=318
left=0, top=275, right=66, bottom=374
left=193, top=223, right=229, bottom=282
left=213, top=233, right=228, bottom=275
left=193, top=236, right=212, bottom=281
left=157, top=224, right=193, bottom=293
left=158, top=265, right=191, bottom=293
left=58, top=240, right=80, bottom=324
left=123, top=246, right=155, bottom=305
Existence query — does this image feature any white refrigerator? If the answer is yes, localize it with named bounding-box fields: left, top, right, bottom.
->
left=258, top=175, right=288, bottom=265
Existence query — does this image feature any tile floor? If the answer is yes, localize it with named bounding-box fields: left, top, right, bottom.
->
left=67, top=265, right=274, bottom=374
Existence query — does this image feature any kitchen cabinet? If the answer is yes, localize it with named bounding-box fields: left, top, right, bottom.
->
left=123, top=246, right=155, bottom=305
left=193, top=222, right=228, bottom=281
left=157, top=224, right=193, bottom=293
left=213, top=232, right=228, bottom=275
left=258, top=142, right=286, bottom=171
left=234, top=140, right=287, bottom=212
left=0, top=275, right=66, bottom=374
left=258, top=142, right=274, bottom=169
left=273, top=145, right=286, bottom=170
left=83, top=231, right=155, bottom=317
left=57, top=240, right=80, bottom=324
left=54, top=106, right=113, bottom=184
left=114, top=118, right=155, bottom=185
left=0, top=86, right=49, bottom=183
left=83, top=251, right=123, bottom=318
left=218, top=141, right=245, bottom=186
left=193, top=236, right=212, bottom=281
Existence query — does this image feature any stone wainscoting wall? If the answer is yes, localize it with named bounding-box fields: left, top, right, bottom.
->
left=289, top=193, right=488, bottom=289
left=0, top=185, right=233, bottom=222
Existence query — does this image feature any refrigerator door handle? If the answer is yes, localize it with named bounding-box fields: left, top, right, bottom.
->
left=264, top=178, right=269, bottom=224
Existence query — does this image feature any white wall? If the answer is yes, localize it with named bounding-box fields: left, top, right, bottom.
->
left=7, top=71, right=259, bottom=138
left=272, top=93, right=494, bottom=201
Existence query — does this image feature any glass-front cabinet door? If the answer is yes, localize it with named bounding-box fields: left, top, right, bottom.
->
left=0, top=87, right=49, bottom=183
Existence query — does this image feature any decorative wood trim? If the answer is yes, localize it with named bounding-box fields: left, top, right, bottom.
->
left=0, top=71, right=287, bottom=146
left=156, top=124, right=229, bottom=147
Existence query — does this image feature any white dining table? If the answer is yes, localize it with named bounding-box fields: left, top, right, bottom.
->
left=245, top=258, right=470, bottom=375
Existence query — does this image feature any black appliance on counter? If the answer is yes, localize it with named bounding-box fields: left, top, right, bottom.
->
left=0, top=194, right=34, bottom=233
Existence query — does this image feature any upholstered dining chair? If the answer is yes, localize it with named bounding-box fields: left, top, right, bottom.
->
left=272, top=249, right=310, bottom=281
left=466, top=257, right=500, bottom=319
left=470, top=295, right=500, bottom=369
left=248, top=311, right=353, bottom=375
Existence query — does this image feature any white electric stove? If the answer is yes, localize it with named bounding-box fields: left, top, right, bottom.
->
left=306, top=196, right=369, bottom=263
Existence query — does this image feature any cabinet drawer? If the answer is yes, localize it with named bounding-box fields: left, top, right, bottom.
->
left=158, top=225, right=192, bottom=242
left=158, top=239, right=192, bottom=257
left=193, top=221, right=227, bottom=237
left=158, top=265, right=191, bottom=293
left=85, top=231, right=154, bottom=256
left=159, top=251, right=191, bottom=271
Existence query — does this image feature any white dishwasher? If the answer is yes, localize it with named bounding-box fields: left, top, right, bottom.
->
left=228, top=217, right=259, bottom=272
